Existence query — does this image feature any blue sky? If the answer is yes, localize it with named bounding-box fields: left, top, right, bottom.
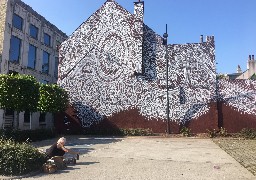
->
left=22, top=0, right=256, bottom=74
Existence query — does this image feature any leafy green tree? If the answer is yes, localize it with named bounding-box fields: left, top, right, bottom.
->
left=0, top=74, right=40, bottom=128
left=0, top=74, right=39, bottom=111
left=0, top=74, right=69, bottom=129
left=38, top=83, right=69, bottom=113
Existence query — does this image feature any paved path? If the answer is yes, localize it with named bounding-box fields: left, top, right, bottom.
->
left=5, top=136, right=256, bottom=180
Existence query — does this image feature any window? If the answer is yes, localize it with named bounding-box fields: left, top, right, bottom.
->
left=9, top=35, right=21, bottom=63
left=24, top=110, right=30, bottom=123
left=42, top=51, right=49, bottom=74
left=44, top=33, right=51, bottom=46
left=39, top=112, right=46, bottom=123
left=41, top=79, right=49, bottom=84
left=12, top=13, right=23, bottom=30
left=29, top=24, right=38, bottom=39
left=54, top=57, right=59, bottom=78
left=28, top=44, right=36, bottom=69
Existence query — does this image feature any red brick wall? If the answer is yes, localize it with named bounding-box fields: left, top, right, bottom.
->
left=218, top=101, right=256, bottom=133
left=56, top=103, right=218, bottom=133
left=55, top=101, right=256, bottom=134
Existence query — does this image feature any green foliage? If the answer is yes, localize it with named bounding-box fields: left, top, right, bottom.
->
left=0, top=139, right=47, bottom=176
left=0, top=74, right=69, bottom=114
left=207, top=127, right=229, bottom=138
left=38, top=84, right=69, bottom=113
left=239, top=128, right=256, bottom=139
left=216, top=74, right=226, bottom=80
left=219, top=127, right=228, bottom=137
left=0, top=129, right=56, bottom=142
left=180, top=127, right=191, bottom=137
left=83, top=128, right=154, bottom=136
left=120, top=128, right=154, bottom=136
left=206, top=129, right=218, bottom=138
left=0, top=74, right=39, bottom=112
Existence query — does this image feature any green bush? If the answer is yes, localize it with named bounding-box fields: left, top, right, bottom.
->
left=0, top=139, right=47, bottom=176
left=0, top=129, right=56, bottom=142
left=180, top=127, right=191, bottom=137
left=120, top=128, right=154, bottom=136
left=206, top=127, right=229, bottom=138
left=83, top=127, right=154, bottom=136
left=219, top=127, right=228, bottom=137
left=206, top=129, right=218, bottom=138
left=240, top=128, right=256, bottom=139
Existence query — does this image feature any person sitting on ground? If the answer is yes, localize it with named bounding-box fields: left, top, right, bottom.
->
left=46, top=137, right=79, bottom=158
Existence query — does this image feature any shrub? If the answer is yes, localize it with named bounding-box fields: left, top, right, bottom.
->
left=239, top=128, right=256, bottom=139
left=120, top=128, right=154, bottom=136
left=206, top=127, right=229, bottom=138
left=84, top=127, right=154, bottom=136
left=0, top=138, right=47, bottom=176
left=0, top=129, right=56, bottom=142
left=180, top=127, right=191, bottom=137
left=219, top=127, right=228, bottom=137
left=206, top=129, right=218, bottom=138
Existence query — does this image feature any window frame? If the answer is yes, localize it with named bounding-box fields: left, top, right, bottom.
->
left=24, top=110, right=30, bottom=123
left=29, top=24, right=38, bottom=39
left=44, top=33, right=51, bottom=46
left=27, top=44, right=37, bottom=69
left=54, top=57, right=59, bottom=78
left=39, top=112, right=46, bottom=123
left=9, top=35, right=22, bottom=63
left=42, top=51, right=50, bottom=74
left=12, top=13, right=23, bottom=31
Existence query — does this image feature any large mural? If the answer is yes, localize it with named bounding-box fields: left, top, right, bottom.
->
left=58, top=0, right=256, bottom=132
left=58, top=0, right=216, bottom=128
left=218, top=79, right=256, bottom=115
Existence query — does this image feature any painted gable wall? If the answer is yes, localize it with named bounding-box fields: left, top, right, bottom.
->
left=58, top=0, right=216, bottom=129
left=58, top=1, right=146, bottom=127
left=58, top=1, right=256, bottom=133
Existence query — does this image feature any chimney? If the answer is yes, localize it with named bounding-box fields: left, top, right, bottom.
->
left=200, top=35, right=203, bottom=43
left=249, top=55, right=251, bottom=60
left=237, top=65, right=242, bottom=73
left=134, top=1, right=144, bottom=21
left=206, top=36, right=215, bottom=48
left=252, top=55, right=254, bottom=60
left=133, top=1, right=144, bottom=74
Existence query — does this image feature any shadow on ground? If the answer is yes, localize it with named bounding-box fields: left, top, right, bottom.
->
left=32, top=135, right=124, bottom=155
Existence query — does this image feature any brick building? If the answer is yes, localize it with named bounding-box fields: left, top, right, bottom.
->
left=225, top=55, right=256, bottom=80
left=57, top=0, right=256, bottom=134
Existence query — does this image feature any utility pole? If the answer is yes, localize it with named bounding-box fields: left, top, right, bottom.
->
left=163, top=24, right=170, bottom=134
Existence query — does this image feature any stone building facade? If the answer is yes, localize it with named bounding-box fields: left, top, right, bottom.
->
left=0, top=0, right=67, bottom=129
left=225, top=54, right=256, bottom=80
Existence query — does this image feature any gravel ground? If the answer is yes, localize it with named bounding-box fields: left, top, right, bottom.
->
left=213, top=138, right=256, bottom=176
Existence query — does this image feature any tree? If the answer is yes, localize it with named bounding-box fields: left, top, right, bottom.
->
left=38, top=84, right=69, bottom=113
left=0, top=74, right=69, bottom=129
left=0, top=74, right=40, bottom=112
left=0, top=74, right=40, bottom=128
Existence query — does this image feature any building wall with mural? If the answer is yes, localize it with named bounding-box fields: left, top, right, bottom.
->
left=57, top=0, right=256, bottom=134
left=217, top=79, right=256, bottom=133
